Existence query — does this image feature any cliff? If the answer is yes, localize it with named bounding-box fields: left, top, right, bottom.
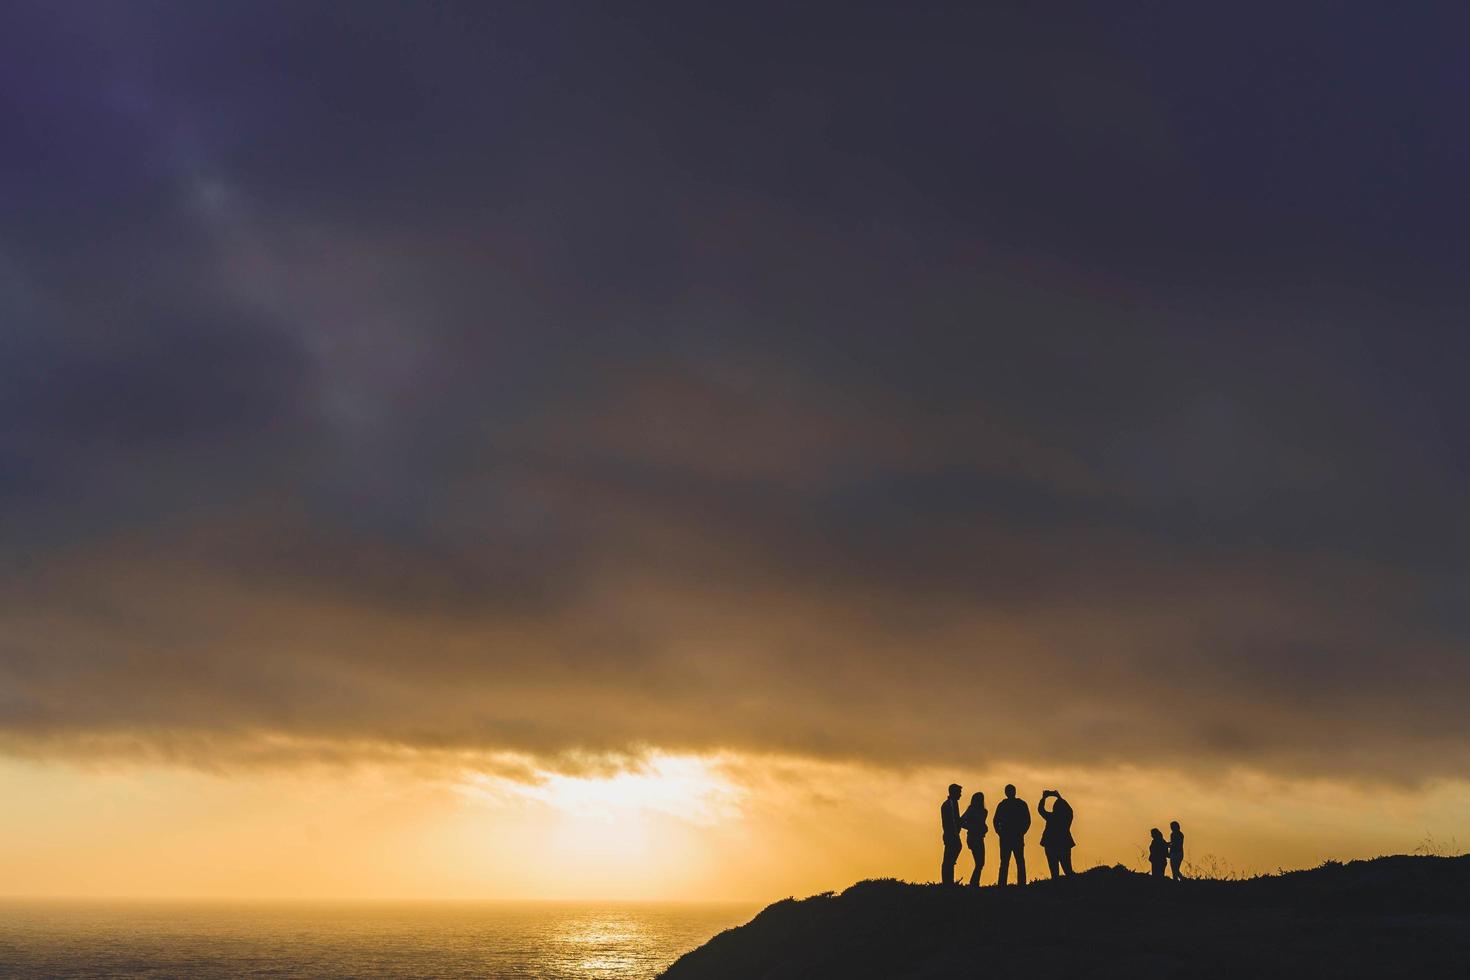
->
left=662, top=856, right=1470, bottom=979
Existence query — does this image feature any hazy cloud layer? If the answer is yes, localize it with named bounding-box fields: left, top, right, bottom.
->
left=3, top=2, right=1468, bottom=781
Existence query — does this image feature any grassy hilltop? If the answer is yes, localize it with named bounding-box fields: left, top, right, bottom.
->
left=662, top=856, right=1470, bottom=979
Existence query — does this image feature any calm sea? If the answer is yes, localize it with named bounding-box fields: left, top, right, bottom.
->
left=0, top=900, right=756, bottom=979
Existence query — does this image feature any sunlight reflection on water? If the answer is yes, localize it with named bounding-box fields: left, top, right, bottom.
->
left=0, top=901, right=755, bottom=979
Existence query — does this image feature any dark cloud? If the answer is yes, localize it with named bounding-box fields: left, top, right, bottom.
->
left=2, top=1, right=1468, bottom=781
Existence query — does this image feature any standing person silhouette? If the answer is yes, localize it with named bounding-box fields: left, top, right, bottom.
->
left=1036, top=789, right=1075, bottom=878
left=1148, top=828, right=1169, bottom=878
left=1169, top=821, right=1185, bottom=880
left=992, top=784, right=1031, bottom=886
left=958, top=792, right=988, bottom=887
left=940, top=783, right=963, bottom=885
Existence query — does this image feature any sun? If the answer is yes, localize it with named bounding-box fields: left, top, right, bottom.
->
left=451, top=753, right=748, bottom=894
left=523, top=755, right=743, bottom=823
left=459, top=753, right=743, bottom=821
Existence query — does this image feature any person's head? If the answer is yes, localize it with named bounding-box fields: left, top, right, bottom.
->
left=1170, top=820, right=1180, bottom=832
left=971, top=792, right=984, bottom=806
left=1151, top=827, right=1163, bottom=840
left=1004, top=784, right=1016, bottom=799
left=948, top=783, right=962, bottom=800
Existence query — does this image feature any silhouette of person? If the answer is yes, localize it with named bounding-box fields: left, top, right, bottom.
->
left=940, top=783, right=963, bottom=885
left=1169, top=820, right=1185, bottom=880
left=992, top=784, right=1031, bottom=886
left=958, top=792, right=988, bottom=887
left=1036, top=789, right=1075, bottom=878
left=1149, top=828, right=1169, bottom=879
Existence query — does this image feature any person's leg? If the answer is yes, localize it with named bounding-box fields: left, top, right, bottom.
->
left=1046, top=848, right=1060, bottom=879
left=1170, top=857, right=1183, bottom=880
left=1061, top=849, right=1074, bottom=876
left=997, top=842, right=1012, bottom=886
left=1015, top=844, right=1026, bottom=885
left=942, top=838, right=960, bottom=885
left=967, top=844, right=981, bottom=887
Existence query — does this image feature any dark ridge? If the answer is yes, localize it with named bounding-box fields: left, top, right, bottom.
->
left=662, top=855, right=1470, bottom=979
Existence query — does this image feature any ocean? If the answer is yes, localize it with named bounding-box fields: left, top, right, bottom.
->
left=0, top=900, right=757, bottom=979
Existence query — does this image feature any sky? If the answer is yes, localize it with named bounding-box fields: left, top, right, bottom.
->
left=2, top=1, right=1468, bottom=900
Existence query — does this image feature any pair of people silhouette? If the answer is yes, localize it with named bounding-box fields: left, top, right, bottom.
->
left=1148, top=821, right=1186, bottom=879
left=941, top=783, right=1075, bottom=886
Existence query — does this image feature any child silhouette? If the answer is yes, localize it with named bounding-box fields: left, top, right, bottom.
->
left=1148, top=828, right=1169, bottom=879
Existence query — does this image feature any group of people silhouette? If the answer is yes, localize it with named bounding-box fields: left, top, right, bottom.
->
left=940, top=783, right=1186, bottom=885
left=1150, top=821, right=1186, bottom=880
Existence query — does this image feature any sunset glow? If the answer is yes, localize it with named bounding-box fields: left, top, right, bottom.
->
left=459, top=755, right=746, bottom=825
left=3, top=751, right=1466, bottom=902
left=3, top=1, right=1469, bottom=937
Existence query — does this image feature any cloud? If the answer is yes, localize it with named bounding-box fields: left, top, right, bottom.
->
left=2, top=2, right=1468, bottom=786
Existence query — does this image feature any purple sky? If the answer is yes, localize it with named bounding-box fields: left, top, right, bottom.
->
left=2, top=1, right=1468, bottom=783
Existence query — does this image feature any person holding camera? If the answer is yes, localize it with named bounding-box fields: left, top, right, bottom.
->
left=1036, top=789, right=1076, bottom=878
